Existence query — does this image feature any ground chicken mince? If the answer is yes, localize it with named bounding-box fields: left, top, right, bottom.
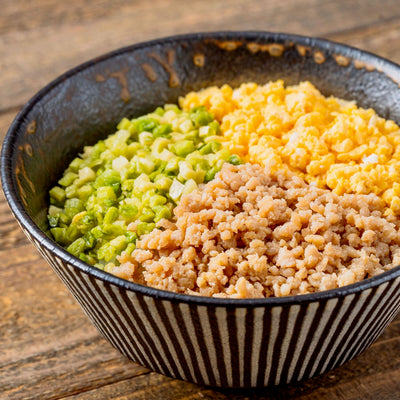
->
left=114, top=163, right=400, bottom=298
left=180, top=81, right=400, bottom=214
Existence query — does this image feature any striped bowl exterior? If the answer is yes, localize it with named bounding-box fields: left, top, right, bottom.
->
left=20, top=224, right=400, bottom=388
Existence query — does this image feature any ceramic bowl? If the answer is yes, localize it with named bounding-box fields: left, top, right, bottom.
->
left=3, top=31, right=400, bottom=388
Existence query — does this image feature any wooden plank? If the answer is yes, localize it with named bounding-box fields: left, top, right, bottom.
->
left=330, top=18, right=400, bottom=64
left=0, top=0, right=134, bottom=35
left=0, top=109, right=18, bottom=144
left=68, top=372, right=206, bottom=400
left=0, top=203, right=30, bottom=251
left=373, top=318, right=400, bottom=344
left=0, top=336, right=149, bottom=400
left=287, top=370, right=400, bottom=400
left=0, top=240, right=94, bottom=366
left=1, top=0, right=400, bottom=111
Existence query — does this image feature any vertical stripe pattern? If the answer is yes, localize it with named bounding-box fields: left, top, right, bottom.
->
left=20, top=225, right=400, bottom=388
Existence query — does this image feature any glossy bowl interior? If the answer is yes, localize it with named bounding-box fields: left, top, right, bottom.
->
left=3, top=31, right=400, bottom=388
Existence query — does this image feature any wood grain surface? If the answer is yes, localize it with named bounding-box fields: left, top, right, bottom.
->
left=1, top=1, right=400, bottom=399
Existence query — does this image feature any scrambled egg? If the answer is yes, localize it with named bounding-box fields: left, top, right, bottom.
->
left=180, top=81, right=400, bottom=214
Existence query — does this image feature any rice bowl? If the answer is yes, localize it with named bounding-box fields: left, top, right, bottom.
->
left=3, top=31, right=400, bottom=387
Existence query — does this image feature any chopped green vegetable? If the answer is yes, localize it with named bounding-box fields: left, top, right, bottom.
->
left=67, top=238, right=86, bottom=257
left=229, top=154, right=242, bottom=165
left=49, top=186, right=66, bottom=205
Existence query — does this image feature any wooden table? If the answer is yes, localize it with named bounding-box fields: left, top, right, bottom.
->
left=2, top=1, right=400, bottom=398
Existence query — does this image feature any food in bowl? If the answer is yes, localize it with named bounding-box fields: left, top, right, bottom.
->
left=48, top=80, right=400, bottom=298
left=5, top=31, right=400, bottom=388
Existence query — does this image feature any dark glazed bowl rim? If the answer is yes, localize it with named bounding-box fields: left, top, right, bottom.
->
left=3, top=30, right=400, bottom=307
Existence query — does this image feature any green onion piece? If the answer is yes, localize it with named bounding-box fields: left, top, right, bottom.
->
left=97, top=186, right=117, bottom=206
left=78, top=184, right=93, bottom=200
left=58, top=172, right=78, bottom=187
left=151, top=137, right=170, bottom=153
left=49, top=186, right=66, bottom=205
left=153, top=124, right=172, bottom=138
left=191, top=106, right=215, bottom=126
left=67, top=238, right=86, bottom=257
left=137, top=117, right=159, bottom=133
left=97, top=243, right=115, bottom=262
left=110, top=235, right=127, bottom=252
left=102, top=224, right=124, bottom=236
left=139, top=131, right=154, bottom=146
left=153, top=205, right=172, bottom=222
left=64, top=198, right=84, bottom=219
left=104, top=207, right=119, bottom=224
left=134, top=156, right=155, bottom=175
left=154, top=175, right=173, bottom=191
left=205, top=166, right=219, bottom=182
left=149, top=194, right=167, bottom=208
left=169, top=179, right=185, bottom=202
left=164, top=158, right=180, bottom=174
left=117, top=117, right=132, bottom=131
left=139, top=207, right=155, bottom=222
left=170, top=140, right=196, bottom=157
left=125, top=231, right=138, bottom=243
left=229, top=154, right=242, bottom=165
left=154, top=107, right=165, bottom=116
left=208, top=120, right=220, bottom=134
left=91, top=226, right=103, bottom=239
left=50, top=227, right=69, bottom=245
left=48, top=214, right=60, bottom=228
left=136, top=222, right=156, bottom=236
left=120, top=204, right=139, bottom=220
left=65, top=185, right=78, bottom=199
left=125, top=243, right=136, bottom=255
left=69, top=157, right=84, bottom=172
left=134, top=173, right=155, bottom=192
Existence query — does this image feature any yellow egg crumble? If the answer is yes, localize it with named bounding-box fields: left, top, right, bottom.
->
left=180, top=80, right=400, bottom=214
